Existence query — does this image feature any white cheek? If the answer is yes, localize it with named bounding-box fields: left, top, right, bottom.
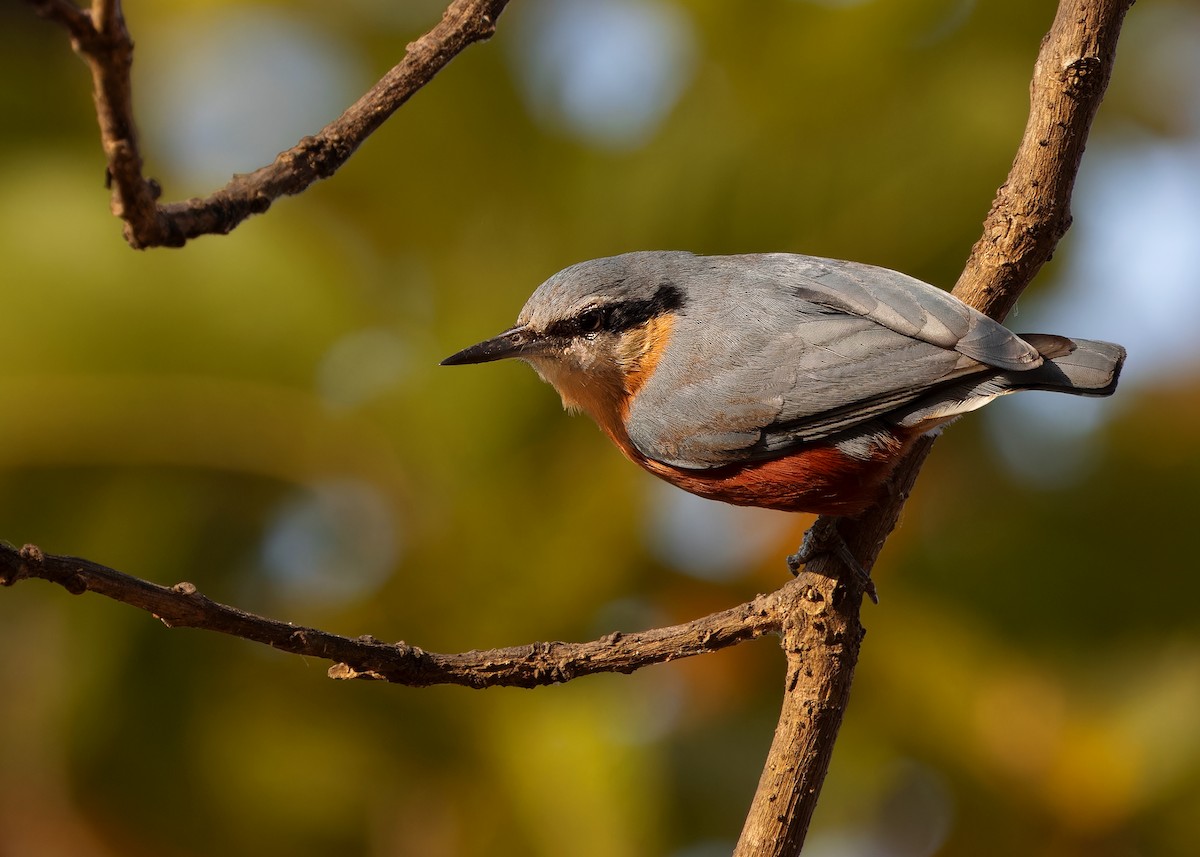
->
left=523, top=356, right=554, bottom=385
left=527, top=341, right=614, bottom=390
left=571, top=343, right=598, bottom=373
left=526, top=355, right=573, bottom=388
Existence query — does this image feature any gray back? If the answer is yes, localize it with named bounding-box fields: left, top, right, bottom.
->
left=611, top=253, right=1040, bottom=468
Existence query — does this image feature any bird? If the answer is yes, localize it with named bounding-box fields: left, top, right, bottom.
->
left=442, top=251, right=1125, bottom=518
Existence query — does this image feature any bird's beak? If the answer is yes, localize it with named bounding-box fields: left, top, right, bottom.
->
left=440, top=325, right=544, bottom=366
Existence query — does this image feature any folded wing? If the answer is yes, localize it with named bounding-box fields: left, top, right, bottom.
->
left=626, top=255, right=1051, bottom=469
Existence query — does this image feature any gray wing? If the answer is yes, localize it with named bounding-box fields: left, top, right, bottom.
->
left=779, top=256, right=1040, bottom=370
left=626, top=254, right=1042, bottom=469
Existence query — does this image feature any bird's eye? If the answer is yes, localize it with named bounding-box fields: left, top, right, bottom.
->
left=578, top=308, right=605, bottom=334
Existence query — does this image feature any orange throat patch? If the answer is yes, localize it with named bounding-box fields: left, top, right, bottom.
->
left=530, top=313, right=676, bottom=450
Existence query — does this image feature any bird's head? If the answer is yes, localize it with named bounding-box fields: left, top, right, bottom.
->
left=442, top=253, right=691, bottom=435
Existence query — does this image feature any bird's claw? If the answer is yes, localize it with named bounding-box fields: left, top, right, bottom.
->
left=787, top=519, right=879, bottom=605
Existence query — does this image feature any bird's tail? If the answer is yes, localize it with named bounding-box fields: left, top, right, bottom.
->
left=890, top=335, right=1126, bottom=430
left=1014, top=334, right=1127, bottom=397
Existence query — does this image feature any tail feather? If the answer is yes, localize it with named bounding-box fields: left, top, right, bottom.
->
left=1017, top=335, right=1126, bottom=397
left=891, top=335, right=1126, bottom=429
left=1019, top=332, right=1075, bottom=360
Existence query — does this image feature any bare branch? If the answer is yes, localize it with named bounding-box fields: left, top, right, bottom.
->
left=733, top=2, right=1134, bottom=854
left=0, top=542, right=783, bottom=689
left=952, top=1, right=1134, bottom=318
left=25, top=0, right=513, bottom=249
left=90, top=0, right=120, bottom=37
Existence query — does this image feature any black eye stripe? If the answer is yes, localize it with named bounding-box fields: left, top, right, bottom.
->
left=548, top=282, right=687, bottom=339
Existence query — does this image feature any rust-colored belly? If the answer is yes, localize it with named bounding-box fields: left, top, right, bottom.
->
left=639, top=438, right=908, bottom=515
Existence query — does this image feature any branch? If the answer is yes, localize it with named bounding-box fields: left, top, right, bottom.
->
left=733, top=2, right=1134, bottom=854
left=28, top=0, right=93, bottom=40
left=0, top=542, right=782, bottom=688
left=26, top=0, right=513, bottom=249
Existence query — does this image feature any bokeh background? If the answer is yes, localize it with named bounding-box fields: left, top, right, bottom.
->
left=2, top=1, right=1198, bottom=855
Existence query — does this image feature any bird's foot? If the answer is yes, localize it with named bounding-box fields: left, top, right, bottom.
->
left=787, top=518, right=879, bottom=605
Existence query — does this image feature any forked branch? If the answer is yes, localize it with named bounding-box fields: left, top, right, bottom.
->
left=27, top=0, right=512, bottom=248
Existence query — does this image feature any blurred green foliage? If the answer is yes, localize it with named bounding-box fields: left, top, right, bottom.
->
left=1, top=1, right=1197, bottom=856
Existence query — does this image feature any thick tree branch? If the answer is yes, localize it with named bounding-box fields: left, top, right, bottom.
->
left=0, top=542, right=782, bottom=688
left=26, top=0, right=512, bottom=249
left=733, top=2, right=1134, bottom=854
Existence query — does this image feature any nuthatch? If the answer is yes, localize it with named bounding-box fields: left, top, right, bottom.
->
left=443, top=252, right=1125, bottom=516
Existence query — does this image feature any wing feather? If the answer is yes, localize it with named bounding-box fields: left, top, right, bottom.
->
left=626, top=254, right=1037, bottom=469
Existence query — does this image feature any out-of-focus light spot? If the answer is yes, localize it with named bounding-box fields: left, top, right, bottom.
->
left=974, top=668, right=1066, bottom=780
left=792, top=0, right=875, bottom=7
left=317, top=328, right=413, bottom=409
left=805, top=760, right=953, bottom=857
left=590, top=596, right=666, bottom=636
left=260, top=479, right=398, bottom=606
left=605, top=670, right=685, bottom=746
left=985, top=393, right=1109, bottom=489
left=800, top=830, right=877, bottom=857
left=509, top=0, right=697, bottom=149
left=794, top=0, right=976, bottom=45
left=670, top=842, right=737, bottom=857
left=342, top=0, right=449, bottom=29
left=643, top=481, right=794, bottom=580
left=912, top=0, right=977, bottom=47
left=872, top=759, right=954, bottom=857
left=988, top=136, right=1200, bottom=487
left=1123, top=3, right=1200, bottom=135
left=141, top=9, right=367, bottom=185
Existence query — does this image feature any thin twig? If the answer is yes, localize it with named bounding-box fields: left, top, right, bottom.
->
left=0, top=542, right=784, bottom=688
left=91, top=0, right=120, bottom=36
left=25, top=0, right=513, bottom=248
left=732, top=2, right=1134, bottom=854
left=28, top=0, right=93, bottom=40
